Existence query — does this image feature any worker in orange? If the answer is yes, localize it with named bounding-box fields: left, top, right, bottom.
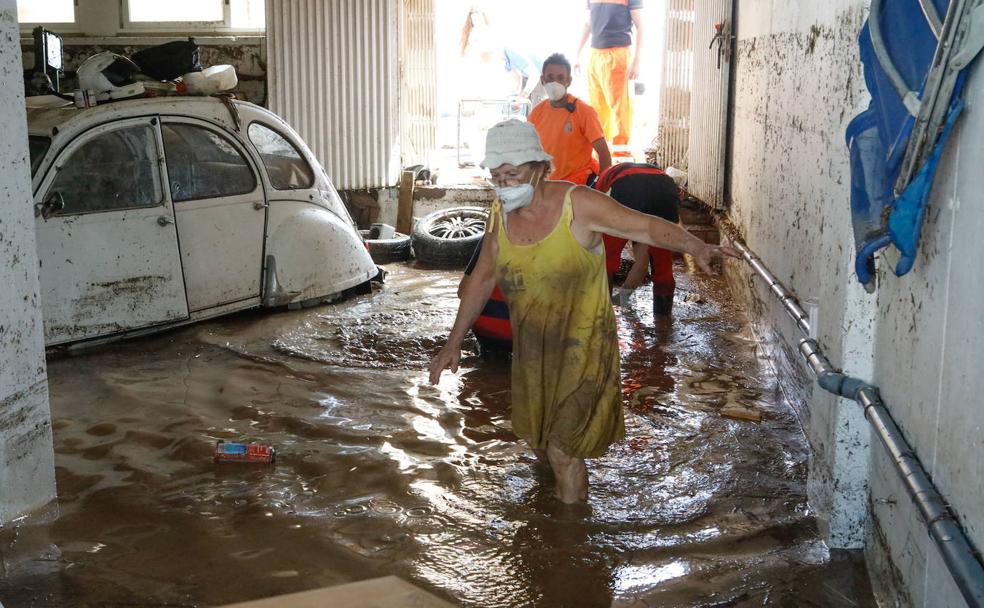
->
left=528, top=53, right=611, bottom=186
left=575, top=0, right=644, bottom=152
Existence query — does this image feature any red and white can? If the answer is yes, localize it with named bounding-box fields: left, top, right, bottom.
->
left=213, top=440, right=276, bottom=463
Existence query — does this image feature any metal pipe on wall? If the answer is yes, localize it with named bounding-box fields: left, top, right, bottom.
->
left=712, top=216, right=984, bottom=607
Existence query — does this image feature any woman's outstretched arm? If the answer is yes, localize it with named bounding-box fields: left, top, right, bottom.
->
left=429, top=232, right=499, bottom=384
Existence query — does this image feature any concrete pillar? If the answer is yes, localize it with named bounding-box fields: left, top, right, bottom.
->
left=0, top=0, right=57, bottom=523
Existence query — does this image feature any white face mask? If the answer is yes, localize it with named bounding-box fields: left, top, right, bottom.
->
left=497, top=184, right=535, bottom=212
left=543, top=81, right=567, bottom=102
left=495, top=169, right=542, bottom=212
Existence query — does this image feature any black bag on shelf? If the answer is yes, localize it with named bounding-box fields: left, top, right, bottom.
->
left=132, top=38, right=203, bottom=81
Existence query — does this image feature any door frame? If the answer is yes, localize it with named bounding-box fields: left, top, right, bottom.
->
left=722, top=0, right=738, bottom=207
left=687, top=0, right=736, bottom=208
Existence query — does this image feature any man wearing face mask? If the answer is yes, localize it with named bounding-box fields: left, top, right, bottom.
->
left=431, top=120, right=740, bottom=503
left=528, top=53, right=611, bottom=186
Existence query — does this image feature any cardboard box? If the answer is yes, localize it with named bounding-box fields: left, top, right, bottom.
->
left=218, top=576, right=455, bottom=608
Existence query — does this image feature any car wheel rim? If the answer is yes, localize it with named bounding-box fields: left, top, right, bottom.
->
left=428, top=216, right=486, bottom=240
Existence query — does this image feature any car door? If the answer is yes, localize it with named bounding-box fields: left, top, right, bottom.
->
left=34, top=117, right=190, bottom=346
left=161, top=118, right=266, bottom=312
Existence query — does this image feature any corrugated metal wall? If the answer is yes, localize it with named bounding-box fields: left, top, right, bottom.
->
left=267, top=0, right=401, bottom=190
left=400, top=0, right=436, bottom=169
left=653, top=0, right=694, bottom=171
left=686, top=0, right=733, bottom=207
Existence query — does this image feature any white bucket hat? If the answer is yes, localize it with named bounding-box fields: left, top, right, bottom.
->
left=480, top=119, right=553, bottom=169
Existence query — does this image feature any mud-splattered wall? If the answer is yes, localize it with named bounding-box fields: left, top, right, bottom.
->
left=727, top=0, right=874, bottom=551
left=864, top=53, right=984, bottom=608
left=21, top=37, right=267, bottom=105
left=725, top=1, right=984, bottom=606
left=0, top=0, right=56, bottom=523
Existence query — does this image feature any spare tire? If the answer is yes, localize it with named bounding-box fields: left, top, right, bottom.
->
left=359, top=229, right=411, bottom=264
left=412, top=207, right=488, bottom=267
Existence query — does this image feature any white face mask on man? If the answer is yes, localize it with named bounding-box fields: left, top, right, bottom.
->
left=543, top=81, right=567, bottom=102
left=495, top=168, right=543, bottom=212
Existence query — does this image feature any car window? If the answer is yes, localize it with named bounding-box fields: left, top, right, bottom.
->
left=247, top=123, right=315, bottom=190
left=162, top=124, right=257, bottom=202
left=29, top=136, right=50, bottom=176
left=48, top=125, right=163, bottom=215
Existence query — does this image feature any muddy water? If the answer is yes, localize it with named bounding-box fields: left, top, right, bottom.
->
left=0, top=263, right=876, bottom=607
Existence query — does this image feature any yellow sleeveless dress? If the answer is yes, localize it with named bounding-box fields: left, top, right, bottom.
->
left=490, top=186, right=625, bottom=458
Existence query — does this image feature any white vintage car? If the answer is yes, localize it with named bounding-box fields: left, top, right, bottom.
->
left=26, top=96, right=378, bottom=347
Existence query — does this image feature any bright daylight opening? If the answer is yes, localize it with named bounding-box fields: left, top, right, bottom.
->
left=16, top=0, right=75, bottom=23
left=128, top=0, right=224, bottom=22
left=228, top=0, right=265, bottom=29
left=19, top=0, right=265, bottom=30
left=126, top=0, right=265, bottom=28
left=432, top=0, right=666, bottom=185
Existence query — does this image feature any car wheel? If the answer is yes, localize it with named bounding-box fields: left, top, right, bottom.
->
left=360, top=228, right=412, bottom=264
left=411, top=207, right=488, bottom=267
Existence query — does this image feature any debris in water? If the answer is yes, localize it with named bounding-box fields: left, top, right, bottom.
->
left=626, top=386, right=662, bottom=413
left=213, top=440, right=276, bottom=463
left=720, top=403, right=762, bottom=422
left=627, top=437, right=651, bottom=451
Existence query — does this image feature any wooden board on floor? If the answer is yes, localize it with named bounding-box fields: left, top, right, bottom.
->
left=720, top=403, right=762, bottom=422
left=218, top=576, right=454, bottom=608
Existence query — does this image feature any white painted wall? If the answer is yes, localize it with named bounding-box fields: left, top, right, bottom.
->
left=725, top=0, right=984, bottom=606
left=0, top=0, right=57, bottom=523
left=865, top=54, right=984, bottom=607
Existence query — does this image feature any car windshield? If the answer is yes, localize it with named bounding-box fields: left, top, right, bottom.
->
left=29, top=136, right=50, bottom=176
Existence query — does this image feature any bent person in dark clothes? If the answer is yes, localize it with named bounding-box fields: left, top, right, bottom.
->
left=596, top=162, right=682, bottom=316
left=459, top=239, right=512, bottom=355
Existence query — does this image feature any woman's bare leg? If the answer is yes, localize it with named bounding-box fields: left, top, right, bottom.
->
left=546, top=444, right=588, bottom=503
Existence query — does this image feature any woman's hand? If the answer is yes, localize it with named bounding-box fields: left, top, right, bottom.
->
left=429, top=342, right=463, bottom=384
left=692, top=243, right=742, bottom=275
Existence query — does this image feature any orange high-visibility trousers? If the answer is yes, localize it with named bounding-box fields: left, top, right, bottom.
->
left=588, top=46, right=633, bottom=147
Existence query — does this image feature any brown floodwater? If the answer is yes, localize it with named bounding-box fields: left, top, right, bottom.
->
left=0, top=262, right=876, bottom=607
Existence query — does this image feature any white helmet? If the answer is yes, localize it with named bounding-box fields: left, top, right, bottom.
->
left=77, top=51, right=145, bottom=102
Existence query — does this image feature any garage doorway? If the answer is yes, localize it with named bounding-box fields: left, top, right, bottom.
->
left=429, top=0, right=668, bottom=185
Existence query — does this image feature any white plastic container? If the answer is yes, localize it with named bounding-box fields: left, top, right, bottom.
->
left=181, top=71, right=206, bottom=94
left=181, top=65, right=238, bottom=95
left=73, top=89, right=96, bottom=108
left=201, top=65, right=238, bottom=93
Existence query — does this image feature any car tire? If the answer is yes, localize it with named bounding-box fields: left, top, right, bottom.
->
left=411, top=207, right=488, bottom=267
left=360, top=229, right=412, bottom=264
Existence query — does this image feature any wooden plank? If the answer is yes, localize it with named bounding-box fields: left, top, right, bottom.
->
left=720, top=403, right=762, bottom=422
left=218, top=576, right=454, bottom=608
left=396, top=170, right=416, bottom=235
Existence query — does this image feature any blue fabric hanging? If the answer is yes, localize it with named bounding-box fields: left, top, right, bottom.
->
left=846, top=0, right=970, bottom=287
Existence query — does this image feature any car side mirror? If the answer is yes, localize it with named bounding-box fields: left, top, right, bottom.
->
left=35, top=191, right=65, bottom=221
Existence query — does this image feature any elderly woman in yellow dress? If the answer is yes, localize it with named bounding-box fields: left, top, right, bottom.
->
left=429, top=120, right=738, bottom=503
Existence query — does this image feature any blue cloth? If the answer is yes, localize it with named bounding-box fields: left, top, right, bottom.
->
left=889, top=96, right=963, bottom=275
left=503, top=47, right=542, bottom=79
left=847, top=0, right=971, bottom=286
